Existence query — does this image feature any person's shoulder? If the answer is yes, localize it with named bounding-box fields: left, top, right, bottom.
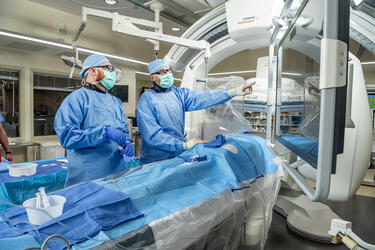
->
left=108, top=93, right=123, bottom=105
left=139, top=89, right=154, bottom=100
left=69, top=87, right=86, bottom=97
left=63, top=88, right=85, bottom=102
left=173, top=86, right=190, bottom=96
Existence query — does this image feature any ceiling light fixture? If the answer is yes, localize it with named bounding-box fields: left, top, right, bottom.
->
left=0, top=30, right=72, bottom=49
left=171, top=27, right=181, bottom=31
left=78, top=48, right=147, bottom=65
left=105, top=0, right=117, bottom=5
left=282, top=72, right=302, bottom=76
left=361, top=61, right=375, bottom=65
left=0, top=30, right=147, bottom=66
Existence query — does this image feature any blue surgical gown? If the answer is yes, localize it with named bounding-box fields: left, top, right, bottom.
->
left=136, top=87, right=231, bottom=164
left=54, top=87, right=130, bottom=186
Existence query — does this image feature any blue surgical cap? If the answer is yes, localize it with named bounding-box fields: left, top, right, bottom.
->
left=147, top=59, right=169, bottom=74
left=80, top=54, right=110, bottom=77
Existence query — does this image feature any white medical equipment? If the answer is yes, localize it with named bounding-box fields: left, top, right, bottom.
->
left=23, top=194, right=66, bottom=226
left=7, top=162, right=37, bottom=177
left=164, top=0, right=373, bottom=246
left=67, top=1, right=211, bottom=78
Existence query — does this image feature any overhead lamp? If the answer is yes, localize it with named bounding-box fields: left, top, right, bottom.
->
left=105, top=0, right=117, bottom=5
left=171, top=27, right=181, bottom=31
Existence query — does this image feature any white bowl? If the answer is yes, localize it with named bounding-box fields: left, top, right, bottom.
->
left=23, top=195, right=66, bottom=225
left=7, top=163, right=37, bottom=177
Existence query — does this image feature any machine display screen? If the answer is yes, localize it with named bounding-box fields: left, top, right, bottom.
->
left=275, top=0, right=324, bottom=168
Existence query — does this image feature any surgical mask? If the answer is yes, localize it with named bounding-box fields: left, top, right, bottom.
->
left=159, top=72, right=174, bottom=89
left=100, top=70, right=116, bottom=90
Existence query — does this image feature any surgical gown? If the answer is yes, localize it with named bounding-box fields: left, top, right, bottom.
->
left=54, top=87, right=130, bottom=186
left=137, top=87, right=231, bottom=164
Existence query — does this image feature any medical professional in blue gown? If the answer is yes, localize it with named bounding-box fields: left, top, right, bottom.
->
left=137, top=59, right=255, bottom=164
left=54, top=54, right=135, bottom=186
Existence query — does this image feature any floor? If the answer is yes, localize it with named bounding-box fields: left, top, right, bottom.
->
left=262, top=191, right=375, bottom=250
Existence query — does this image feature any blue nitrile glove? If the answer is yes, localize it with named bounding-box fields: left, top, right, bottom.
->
left=105, top=127, right=128, bottom=147
left=122, top=142, right=135, bottom=157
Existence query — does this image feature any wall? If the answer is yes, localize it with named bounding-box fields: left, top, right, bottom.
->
left=363, top=68, right=375, bottom=85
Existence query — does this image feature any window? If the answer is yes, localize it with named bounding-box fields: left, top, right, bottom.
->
left=0, top=69, right=20, bottom=138
left=33, top=73, right=81, bottom=136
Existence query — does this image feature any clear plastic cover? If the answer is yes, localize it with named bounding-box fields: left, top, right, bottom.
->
left=299, top=75, right=320, bottom=139
left=0, top=138, right=281, bottom=250
left=193, top=76, right=254, bottom=141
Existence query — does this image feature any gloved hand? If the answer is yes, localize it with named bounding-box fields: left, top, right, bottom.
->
left=105, top=127, right=129, bottom=148
left=122, top=141, right=135, bottom=157
left=183, top=139, right=208, bottom=150
left=228, top=81, right=256, bottom=98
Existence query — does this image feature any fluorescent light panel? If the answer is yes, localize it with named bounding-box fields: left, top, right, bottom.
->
left=282, top=72, right=301, bottom=76
left=0, top=31, right=72, bottom=49
left=0, top=30, right=147, bottom=66
left=361, top=61, right=375, bottom=65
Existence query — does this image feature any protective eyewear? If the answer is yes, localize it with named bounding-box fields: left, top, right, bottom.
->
left=153, top=68, right=171, bottom=75
left=95, top=65, right=114, bottom=72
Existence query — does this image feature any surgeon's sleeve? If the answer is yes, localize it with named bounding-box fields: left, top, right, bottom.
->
left=181, top=88, right=231, bottom=112
left=137, top=97, right=184, bottom=152
left=54, top=94, right=107, bottom=150
left=116, top=98, right=131, bottom=142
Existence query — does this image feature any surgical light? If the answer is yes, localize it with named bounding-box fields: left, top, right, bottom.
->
left=105, top=0, right=117, bottom=5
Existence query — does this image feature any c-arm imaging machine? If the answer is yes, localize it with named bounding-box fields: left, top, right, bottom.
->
left=69, top=0, right=374, bottom=248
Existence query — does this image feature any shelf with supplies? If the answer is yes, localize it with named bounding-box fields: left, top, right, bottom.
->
left=231, top=101, right=304, bottom=113
left=236, top=102, right=303, bottom=134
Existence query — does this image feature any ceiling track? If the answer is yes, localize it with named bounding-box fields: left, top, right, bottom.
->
left=124, top=0, right=194, bottom=27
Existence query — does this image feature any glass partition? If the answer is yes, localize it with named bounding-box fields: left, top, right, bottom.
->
left=0, top=69, right=20, bottom=137
left=33, top=73, right=81, bottom=136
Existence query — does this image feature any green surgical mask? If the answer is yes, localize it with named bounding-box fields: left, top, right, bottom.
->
left=101, top=70, right=116, bottom=90
left=159, top=72, right=174, bottom=89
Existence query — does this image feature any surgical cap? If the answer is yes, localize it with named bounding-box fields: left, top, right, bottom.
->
left=80, top=54, right=110, bottom=77
left=147, top=59, right=169, bottom=74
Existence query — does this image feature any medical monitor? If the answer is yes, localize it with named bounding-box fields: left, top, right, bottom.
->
left=274, top=0, right=349, bottom=171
